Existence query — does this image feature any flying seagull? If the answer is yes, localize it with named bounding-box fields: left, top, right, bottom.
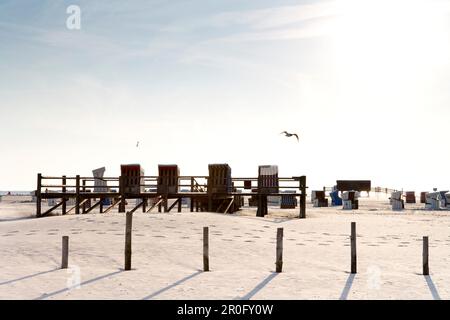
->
left=280, top=131, right=299, bottom=142
left=136, top=141, right=139, bottom=147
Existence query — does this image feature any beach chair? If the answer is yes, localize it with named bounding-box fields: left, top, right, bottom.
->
left=420, top=192, right=428, bottom=204
left=391, top=191, right=404, bottom=210
left=425, top=192, right=441, bottom=210
left=312, top=190, right=328, bottom=207
left=342, top=191, right=358, bottom=210
left=405, top=191, right=416, bottom=204
left=439, top=191, right=449, bottom=208
left=329, top=190, right=342, bottom=206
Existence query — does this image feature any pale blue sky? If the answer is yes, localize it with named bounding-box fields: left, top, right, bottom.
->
left=1, top=0, right=450, bottom=191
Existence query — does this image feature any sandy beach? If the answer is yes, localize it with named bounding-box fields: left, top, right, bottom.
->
left=0, top=195, right=449, bottom=300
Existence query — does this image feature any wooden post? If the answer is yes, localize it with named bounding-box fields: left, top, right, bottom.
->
left=164, top=194, right=168, bottom=213
left=351, top=222, right=357, bottom=274
left=203, top=227, right=209, bottom=271
left=276, top=228, right=283, bottom=272
left=82, top=179, right=86, bottom=214
left=99, top=199, right=104, bottom=213
left=178, top=197, right=182, bottom=213
left=423, top=236, right=429, bottom=275
left=142, top=198, right=147, bottom=213
left=61, top=236, right=69, bottom=269
left=36, top=173, right=42, bottom=218
left=190, top=178, right=194, bottom=212
left=125, top=212, right=133, bottom=270
left=75, top=175, right=80, bottom=215
left=119, top=176, right=126, bottom=213
left=299, top=175, right=306, bottom=219
left=62, top=175, right=67, bottom=215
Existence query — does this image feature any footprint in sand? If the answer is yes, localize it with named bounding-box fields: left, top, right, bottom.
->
left=368, top=244, right=379, bottom=247
left=47, top=233, right=57, bottom=235
left=135, top=234, right=145, bottom=237
left=398, top=245, right=407, bottom=247
left=252, top=236, right=261, bottom=239
left=96, top=232, right=106, bottom=234
left=244, top=240, right=254, bottom=243
left=296, top=243, right=305, bottom=246
left=181, top=236, right=190, bottom=239
left=233, top=235, right=243, bottom=238
left=25, top=233, right=36, bottom=236
left=263, top=226, right=270, bottom=229
left=287, top=238, right=296, bottom=241
left=114, top=233, right=124, bottom=236
left=153, top=235, right=166, bottom=238
left=222, top=239, right=233, bottom=242
left=7, top=230, right=19, bottom=234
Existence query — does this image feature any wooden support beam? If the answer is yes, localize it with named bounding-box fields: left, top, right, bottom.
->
left=41, top=200, right=64, bottom=217
left=82, top=179, right=87, bottom=214
left=85, top=199, right=102, bottom=214
left=223, top=198, right=234, bottom=214
left=167, top=198, right=180, bottom=212
left=216, top=199, right=225, bottom=213
left=103, top=198, right=122, bottom=214
left=62, top=175, right=67, bottom=215
left=299, top=175, right=306, bottom=219
left=178, top=197, right=182, bottom=213
left=190, top=178, right=194, bottom=212
left=119, top=176, right=126, bottom=213
left=75, top=175, right=81, bottom=215
left=163, top=195, right=168, bottom=213
left=146, top=197, right=163, bottom=213
left=128, top=200, right=144, bottom=214
left=36, top=173, right=42, bottom=218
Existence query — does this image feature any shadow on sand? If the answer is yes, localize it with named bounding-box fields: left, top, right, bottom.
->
left=34, top=269, right=124, bottom=300
left=142, top=270, right=203, bottom=300
left=0, top=268, right=59, bottom=286
left=339, top=273, right=356, bottom=300
left=240, top=272, right=279, bottom=300
left=424, top=275, right=441, bottom=300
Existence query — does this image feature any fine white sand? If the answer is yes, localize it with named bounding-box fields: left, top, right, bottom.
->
left=0, top=195, right=449, bottom=300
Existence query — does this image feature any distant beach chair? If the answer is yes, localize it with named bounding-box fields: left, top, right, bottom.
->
left=329, top=190, right=342, bottom=206
left=390, top=191, right=404, bottom=210
left=342, top=191, right=359, bottom=210
left=420, top=192, right=428, bottom=204
left=405, top=191, right=416, bottom=204
left=312, top=190, right=328, bottom=207
left=425, top=192, right=441, bottom=210
left=439, top=191, right=449, bottom=208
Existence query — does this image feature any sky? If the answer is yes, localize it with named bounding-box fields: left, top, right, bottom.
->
left=0, top=0, right=449, bottom=192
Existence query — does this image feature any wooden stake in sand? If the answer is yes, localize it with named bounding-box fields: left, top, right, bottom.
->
left=351, top=222, right=357, bottom=274
left=423, top=236, right=429, bottom=276
left=276, top=228, right=284, bottom=273
left=61, top=236, right=69, bottom=269
left=125, top=212, right=133, bottom=271
left=203, top=227, right=209, bottom=271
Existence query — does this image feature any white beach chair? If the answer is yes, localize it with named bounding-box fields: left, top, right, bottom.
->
left=425, top=192, right=441, bottom=210
left=391, top=191, right=403, bottom=210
